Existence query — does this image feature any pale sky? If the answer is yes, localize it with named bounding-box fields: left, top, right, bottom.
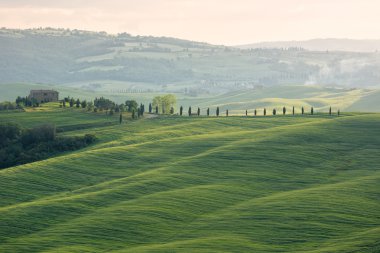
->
left=0, top=0, right=379, bottom=45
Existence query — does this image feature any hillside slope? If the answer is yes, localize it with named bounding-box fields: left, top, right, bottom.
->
left=237, top=38, right=380, bottom=52
left=1, top=28, right=380, bottom=89
left=0, top=107, right=379, bottom=252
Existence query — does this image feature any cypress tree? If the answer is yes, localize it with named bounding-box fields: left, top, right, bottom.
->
left=254, top=109, right=257, bottom=116
left=76, top=99, right=80, bottom=108
left=119, top=113, right=123, bottom=124
left=81, top=100, right=87, bottom=109
left=226, top=110, right=229, bottom=117
left=216, top=107, right=220, bottom=117
left=197, top=107, right=200, bottom=116
left=132, top=109, right=135, bottom=119
left=273, top=108, right=276, bottom=115
left=180, top=106, right=183, bottom=116
left=246, top=110, right=248, bottom=116
left=170, top=107, right=174, bottom=114
left=302, top=107, right=304, bottom=115
left=188, top=106, right=192, bottom=116
left=264, top=108, right=266, bottom=116
left=338, top=110, right=340, bottom=116
left=155, top=106, right=159, bottom=114
left=292, top=106, right=295, bottom=115
left=207, top=108, right=210, bottom=116
left=311, top=107, right=314, bottom=115
left=283, top=106, right=286, bottom=115
left=329, top=107, right=332, bottom=116
left=149, top=103, right=152, bottom=113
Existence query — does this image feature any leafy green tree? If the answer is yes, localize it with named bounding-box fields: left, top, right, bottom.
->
left=87, top=101, right=94, bottom=111
left=216, top=107, right=220, bottom=117
left=69, top=98, right=74, bottom=107
left=76, top=99, right=81, bottom=108
left=188, top=106, right=192, bottom=116
left=62, top=100, right=66, bottom=107
left=125, top=100, right=138, bottom=112
left=95, top=97, right=115, bottom=110
left=132, top=109, right=136, bottom=119
left=119, top=104, right=126, bottom=112
left=152, top=94, right=177, bottom=114
left=180, top=106, right=183, bottom=116
left=109, top=109, right=114, bottom=116
left=152, top=96, right=162, bottom=113
left=170, top=107, right=174, bottom=114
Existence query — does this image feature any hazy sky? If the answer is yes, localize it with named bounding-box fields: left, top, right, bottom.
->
left=1, top=0, right=379, bottom=45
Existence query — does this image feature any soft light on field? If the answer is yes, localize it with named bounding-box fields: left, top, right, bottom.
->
left=0, top=106, right=379, bottom=252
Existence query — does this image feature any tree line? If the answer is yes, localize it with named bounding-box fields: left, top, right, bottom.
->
left=60, top=96, right=145, bottom=120
left=0, top=123, right=96, bottom=169
left=147, top=104, right=340, bottom=117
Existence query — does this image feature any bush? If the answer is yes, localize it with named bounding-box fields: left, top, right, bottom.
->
left=21, top=124, right=56, bottom=147
left=0, top=124, right=96, bottom=169
left=0, top=101, right=21, bottom=111
left=0, top=123, right=22, bottom=147
left=84, top=134, right=96, bottom=144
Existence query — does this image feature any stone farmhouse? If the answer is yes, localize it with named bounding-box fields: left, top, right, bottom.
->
left=29, top=90, right=59, bottom=103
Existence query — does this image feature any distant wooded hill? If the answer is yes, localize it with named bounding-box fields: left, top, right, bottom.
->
left=1, top=28, right=380, bottom=90
left=236, top=39, right=380, bottom=52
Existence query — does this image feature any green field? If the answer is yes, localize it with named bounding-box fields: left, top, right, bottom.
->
left=0, top=105, right=380, bottom=252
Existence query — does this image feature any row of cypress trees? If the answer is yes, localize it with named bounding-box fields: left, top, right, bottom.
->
left=119, top=105, right=340, bottom=124
left=166, top=106, right=340, bottom=117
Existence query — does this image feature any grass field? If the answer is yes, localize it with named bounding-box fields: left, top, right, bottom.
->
left=0, top=104, right=380, bottom=252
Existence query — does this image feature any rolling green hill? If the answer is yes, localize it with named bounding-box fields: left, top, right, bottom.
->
left=0, top=105, right=379, bottom=252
